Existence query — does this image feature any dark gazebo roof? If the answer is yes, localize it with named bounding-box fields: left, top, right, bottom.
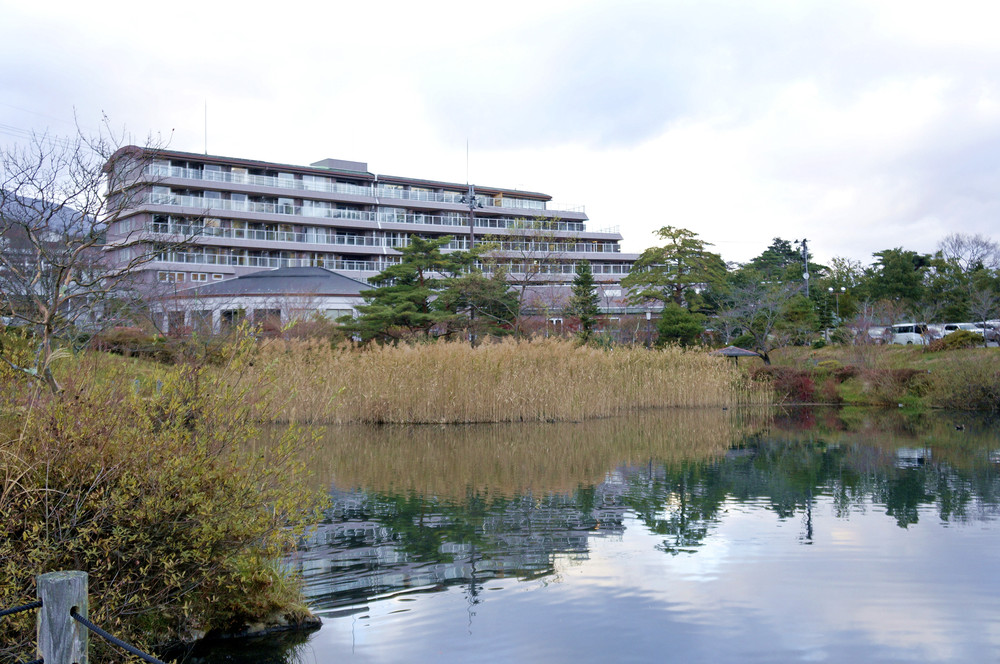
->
left=174, top=267, right=370, bottom=298
left=710, top=346, right=762, bottom=358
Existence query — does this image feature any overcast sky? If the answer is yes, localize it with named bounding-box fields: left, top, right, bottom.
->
left=3, top=0, right=999, bottom=266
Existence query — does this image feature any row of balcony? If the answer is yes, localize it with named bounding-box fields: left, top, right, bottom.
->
left=153, top=251, right=634, bottom=276
left=156, top=251, right=392, bottom=273
left=148, top=222, right=623, bottom=253
left=144, top=194, right=600, bottom=233
left=145, top=165, right=585, bottom=213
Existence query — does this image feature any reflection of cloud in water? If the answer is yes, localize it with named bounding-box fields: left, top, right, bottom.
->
left=270, top=410, right=1000, bottom=663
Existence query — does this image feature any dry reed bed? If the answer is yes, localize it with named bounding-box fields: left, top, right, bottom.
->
left=251, top=338, right=770, bottom=424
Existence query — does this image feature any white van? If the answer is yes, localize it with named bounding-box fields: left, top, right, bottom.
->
left=888, top=323, right=929, bottom=345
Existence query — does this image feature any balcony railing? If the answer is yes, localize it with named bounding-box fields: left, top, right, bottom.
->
left=155, top=251, right=396, bottom=273
left=154, top=251, right=633, bottom=279
left=147, top=165, right=374, bottom=197
left=152, top=223, right=398, bottom=247
left=145, top=165, right=584, bottom=214
left=148, top=222, right=624, bottom=254
left=143, top=194, right=591, bottom=232
left=480, top=261, right=633, bottom=276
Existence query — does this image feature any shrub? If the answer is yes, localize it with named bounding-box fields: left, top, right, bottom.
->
left=812, top=338, right=827, bottom=349
left=829, top=327, right=852, bottom=345
left=1, top=338, right=324, bottom=660
left=89, top=327, right=230, bottom=366
left=926, top=330, right=985, bottom=352
left=817, top=377, right=843, bottom=404
left=815, top=359, right=842, bottom=374
left=861, top=367, right=927, bottom=404
left=750, top=366, right=816, bottom=403
left=283, top=313, right=349, bottom=344
left=832, top=364, right=861, bottom=382
left=90, top=326, right=162, bottom=357
left=926, top=357, right=1000, bottom=411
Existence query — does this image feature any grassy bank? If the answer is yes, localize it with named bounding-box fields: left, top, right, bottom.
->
left=0, top=337, right=324, bottom=662
left=250, top=337, right=771, bottom=424
left=759, top=344, right=1000, bottom=410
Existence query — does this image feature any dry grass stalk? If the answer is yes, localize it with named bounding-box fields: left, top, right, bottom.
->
left=249, top=338, right=771, bottom=425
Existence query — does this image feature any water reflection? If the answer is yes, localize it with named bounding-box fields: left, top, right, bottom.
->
left=233, top=409, right=1000, bottom=663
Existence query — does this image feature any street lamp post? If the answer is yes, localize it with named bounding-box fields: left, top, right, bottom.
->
left=645, top=309, right=652, bottom=348
left=828, top=286, right=846, bottom=320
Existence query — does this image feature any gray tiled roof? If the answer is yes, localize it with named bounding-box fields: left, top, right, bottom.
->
left=177, top=267, right=370, bottom=297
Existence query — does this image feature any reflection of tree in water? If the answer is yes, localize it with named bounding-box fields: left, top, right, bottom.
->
left=619, top=433, right=1000, bottom=552
left=625, top=463, right=727, bottom=555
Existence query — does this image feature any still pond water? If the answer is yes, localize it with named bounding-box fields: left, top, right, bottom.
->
left=191, top=408, right=1000, bottom=663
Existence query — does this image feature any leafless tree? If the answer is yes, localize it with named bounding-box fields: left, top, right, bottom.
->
left=969, top=288, right=1000, bottom=347
left=0, top=121, right=189, bottom=392
left=716, top=281, right=799, bottom=364
left=481, top=216, right=575, bottom=336
left=938, top=232, right=1000, bottom=274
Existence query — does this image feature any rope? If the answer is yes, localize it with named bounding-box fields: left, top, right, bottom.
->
left=0, top=600, right=42, bottom=619
left=70, top=609, right=166, bottom=664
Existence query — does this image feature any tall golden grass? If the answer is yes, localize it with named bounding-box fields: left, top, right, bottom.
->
left=250, top=338, right=771, bottom=424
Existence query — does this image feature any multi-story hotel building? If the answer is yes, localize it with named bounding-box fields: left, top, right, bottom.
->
left=104, top=147, right=637, bottom=307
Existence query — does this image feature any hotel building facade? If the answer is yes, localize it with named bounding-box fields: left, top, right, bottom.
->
left=105, top=147, right=637, bottom=289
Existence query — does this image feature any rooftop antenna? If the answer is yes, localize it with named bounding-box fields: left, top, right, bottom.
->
left=463, top=139, right=477, bottom=248
left=204, top=100, right=208, bottom=155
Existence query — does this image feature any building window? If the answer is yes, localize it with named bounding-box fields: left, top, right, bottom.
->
left=157, top=271, right=186, bottom=283
left=212, top=274, right=225, bottom=280
left=190, top=273, right=208, bottom=282
left=325, top=308, right=354, bottom=321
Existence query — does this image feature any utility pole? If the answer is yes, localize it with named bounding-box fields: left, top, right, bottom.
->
left=801, top=238, right=810, bottom=298
left=466, top=183, right=476, bottom=250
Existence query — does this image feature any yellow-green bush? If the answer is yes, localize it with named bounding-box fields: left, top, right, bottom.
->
left=926, top=357, right=1000, bottom=411
left=926, top=330, right=985, bottom=352
left=1, top=337, right=324, bottom=661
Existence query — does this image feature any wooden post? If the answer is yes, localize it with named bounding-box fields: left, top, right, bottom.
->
left=37, top=570, right=88, bottom=664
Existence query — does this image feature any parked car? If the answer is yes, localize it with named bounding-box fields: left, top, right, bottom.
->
left=928, top=323, right=988, bottom=343
left=887, top=323, right=930, bottom=345
left=971, top=322, right=999, bottom=342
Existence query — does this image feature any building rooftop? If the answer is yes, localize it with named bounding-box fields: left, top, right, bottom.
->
left=174, top=267, right=371, bottom=298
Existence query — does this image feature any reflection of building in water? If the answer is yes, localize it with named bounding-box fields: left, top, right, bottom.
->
left=289, top=479, right=631, bottom=611
left=894, top=447, right=931, bottom=468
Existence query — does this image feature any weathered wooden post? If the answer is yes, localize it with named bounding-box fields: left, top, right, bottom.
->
left=37, top=570, right=88, bottom=664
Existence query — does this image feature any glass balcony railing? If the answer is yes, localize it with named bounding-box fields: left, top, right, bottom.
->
left=480, top=261, right=633, bottom=276
left=143, top=194, right=593, bottom=233
left=153, top=250, right=632, bottom=277
left=148, top=223, right=623, bottom=254
left=154, top=251, right=397, bottom=273
left=146, top=165, right=374, bottom=197
left=144, top=165, right=584, bottom=214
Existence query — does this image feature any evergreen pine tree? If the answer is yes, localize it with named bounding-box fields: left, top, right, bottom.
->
left=569, top=260, right=601, bottom=341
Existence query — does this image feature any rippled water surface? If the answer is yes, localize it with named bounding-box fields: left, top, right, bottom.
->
left=189, top=408, right=1000, bottom=663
